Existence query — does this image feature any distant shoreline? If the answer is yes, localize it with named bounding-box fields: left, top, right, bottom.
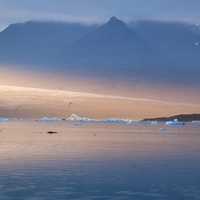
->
left=143, top=114, right=200, bottom=122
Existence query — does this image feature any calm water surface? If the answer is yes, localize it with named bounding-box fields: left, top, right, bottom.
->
left=0, top=121, right=200, bottom=200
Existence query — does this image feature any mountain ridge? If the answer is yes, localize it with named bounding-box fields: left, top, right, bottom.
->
left=0, top=17, right=200, bottom=85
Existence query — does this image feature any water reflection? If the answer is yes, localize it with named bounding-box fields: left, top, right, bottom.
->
left=0, top=121, right=200, bottom=199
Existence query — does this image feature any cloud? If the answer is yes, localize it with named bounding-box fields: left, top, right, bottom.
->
left=0, top=0, right=200, bottom=29
left=0, top=8, right=102, bottom=30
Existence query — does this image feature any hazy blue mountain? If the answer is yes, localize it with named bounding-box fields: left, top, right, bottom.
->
left=129, top=20, right=200, bottom=84
left=62, top=17, right=200, bottom=84
left=0, top=17, right=200, bottom=85
left=62, top=17, right=148, bottom=72
left=0, top=21, right=97, bottom=67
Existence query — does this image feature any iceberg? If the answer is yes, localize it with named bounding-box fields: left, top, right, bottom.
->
left=0, top=117, right=9, bottom=123
left=150, top=121, right=158, bottom=126
left=165, top=119, right=185, bottom=126
left=101, top=118, right=134, bottom=125
left=38, top=117, right=62, bottom=122
left=191, top=121, right=200, bottom=127
left=66, top=114, right=137, bottom=125
left=192, top=121, right=200, bottom=124
left=66, top=114, right=97, bottom=122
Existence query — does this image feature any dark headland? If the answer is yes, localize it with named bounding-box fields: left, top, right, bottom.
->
left=143, top=114, right=200, bottom=122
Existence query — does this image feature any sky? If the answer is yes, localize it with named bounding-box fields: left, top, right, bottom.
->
left=0, top=0, right=200, bottom=30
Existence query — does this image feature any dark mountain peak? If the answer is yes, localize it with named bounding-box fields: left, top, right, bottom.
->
left=109, top=16, right=122, bottom=23
left=106, top=16, right=127, bottom=27
left=96, top=16, right=133, bottom=36
left=73, top=16, right=140, bottom=49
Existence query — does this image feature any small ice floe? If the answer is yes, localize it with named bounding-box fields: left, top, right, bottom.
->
left=195, top=42, right=200, bottom=46
left=165, top=119, right=185, bottom=127
left=192, top=121, right=200, bottom=124
left=38, top=117, right=62, bottom=122
left=101, top=118, right=135, bottom=125
left=141, top=120, right=160, bottom=126
left=150, top=121, right=158, bottom=126
left=0, top=117, right=9, bottom=123
left=191, top=121, right=200, bottom=126
left=160, top=128, right=168, bottom=132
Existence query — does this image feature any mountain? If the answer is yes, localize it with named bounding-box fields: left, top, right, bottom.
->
left=129, top=20, right=200, bottom=84
left=59, top=18, right=200, bottom=84
left=0, top=21, right=97, bottom=67
left=62, top=17, right=147, bottom=73
left=74, top=16, right=141, bottom=48
left=0, top=17, right=200, bottom=85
